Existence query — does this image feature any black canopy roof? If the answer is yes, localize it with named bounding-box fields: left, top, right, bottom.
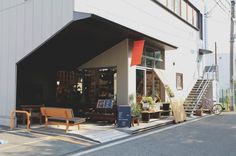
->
left=18, top=12, right=177, bottom=71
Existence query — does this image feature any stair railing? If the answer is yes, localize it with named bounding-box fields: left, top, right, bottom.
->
left=191, top=65, right=214, bottom=114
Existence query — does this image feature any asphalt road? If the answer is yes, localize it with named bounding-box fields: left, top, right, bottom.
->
left=74, top=112, right=236, bottom=156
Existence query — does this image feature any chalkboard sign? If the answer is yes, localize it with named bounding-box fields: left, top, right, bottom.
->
left=117, top=106, right=131, bottom=128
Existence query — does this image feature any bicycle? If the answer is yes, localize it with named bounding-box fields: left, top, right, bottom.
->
left=198, top=97, right=224, bottom=115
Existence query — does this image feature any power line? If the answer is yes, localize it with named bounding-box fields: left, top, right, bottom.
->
left=219, top=0, right=231, bottom=11
left=224, top=0, right=231, bottom=6
left=214, top=0, right=232, bottom=18
left=205, top=0, right=221, bottom=17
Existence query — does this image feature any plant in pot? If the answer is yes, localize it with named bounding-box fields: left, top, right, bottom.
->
left=129, top=94, right=142, bottom=117
left=142, top=96, right=155, bottom=111
left=131, top=102, right=142, bottom=117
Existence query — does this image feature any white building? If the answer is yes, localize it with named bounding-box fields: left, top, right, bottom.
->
left=74, top=0, right=207, bottom=103
left=0, top=0, right=74, bottom=125
left=0, top=0, right=209, bottom=126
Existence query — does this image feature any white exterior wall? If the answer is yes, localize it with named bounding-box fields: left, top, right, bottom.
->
left=0, top=0, right=74, bottom=125
left=74, top=0, right=205, bottom=101
left=81, top=39, right=129, bottom=106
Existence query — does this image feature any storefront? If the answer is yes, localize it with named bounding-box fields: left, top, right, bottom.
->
left=16, top=12, right=176, bottom=127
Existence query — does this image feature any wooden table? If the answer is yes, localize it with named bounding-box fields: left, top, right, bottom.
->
left=141, top=110, right=163, bottom=122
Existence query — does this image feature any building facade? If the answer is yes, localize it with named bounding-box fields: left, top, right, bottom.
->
left=0, top=0, right=208, bottom=126
left=74, top=0, right=206, bottom=103
left=0, top=0, right=74, bottom=125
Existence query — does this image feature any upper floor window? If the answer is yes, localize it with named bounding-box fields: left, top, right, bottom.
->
left=158, top=0, right=167, bottom=6
left=139, top=46, right=165, bottom=69
left=156, top=0, right=201, bottom=30
left=175, top=0, right=181, bottom=16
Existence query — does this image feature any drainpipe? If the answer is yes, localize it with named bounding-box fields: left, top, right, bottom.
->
left=202, top=2, right=209, bottom=78
left=204, top=3, right=208, bottom=50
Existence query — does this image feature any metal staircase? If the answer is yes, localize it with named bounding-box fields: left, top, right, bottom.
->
left=183, top=66, right=214, bottom=116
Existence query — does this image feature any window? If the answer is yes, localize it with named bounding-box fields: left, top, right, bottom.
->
left=136, top=69, right=145, bottom=96
left=181, top=0, right=187, bottom=20
left=167, top=0, right=175, bottom=11
left=154, top=0, right=200, bottom=29
left=176, top=73, right=183, bottom=90
left=175, top=0, right=181, bottom=16
left=198, top=13, right=203, bottom=40
left=187, top=4, right=192, bottom=23
left=83, top=68, right=117, bottom=106
left=136, top=70, right=162, bottom=99
left=192, top=9, right=197, bottom=27
left=139, top=46, right=164, bottom=69
left=158, top=0, right=167, bottom=6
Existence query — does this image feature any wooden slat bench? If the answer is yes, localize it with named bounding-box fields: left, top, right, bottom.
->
left=40, top=107, right=86, bottom=132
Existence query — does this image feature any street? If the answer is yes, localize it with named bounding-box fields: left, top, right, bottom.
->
left=71, top=112, right=236, bottom=156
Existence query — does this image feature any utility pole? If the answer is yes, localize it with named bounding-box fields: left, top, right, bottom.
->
left=230, top=0, right=235, bottom=111
left=215, top=42, right=218, bottom=81
left=215, top=42, right=219, bottom=103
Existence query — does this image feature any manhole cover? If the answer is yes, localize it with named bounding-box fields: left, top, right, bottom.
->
left=0, top=140, right=8, bottom=144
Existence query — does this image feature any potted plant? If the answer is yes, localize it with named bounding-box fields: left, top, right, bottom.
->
left=129, top=94, right=142, bottom=117
left=141, top=96, right=155, bottom=111
left=131, top=102, right=142, bottom=117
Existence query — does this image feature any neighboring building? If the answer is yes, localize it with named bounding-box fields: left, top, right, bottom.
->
left=0, top=0, right=210, bottom=126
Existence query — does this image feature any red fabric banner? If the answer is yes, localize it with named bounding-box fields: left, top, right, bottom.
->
left=130, top=40, right=145, bottom=66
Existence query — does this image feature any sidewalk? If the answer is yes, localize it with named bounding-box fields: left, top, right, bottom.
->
left=0, top=114, right=207, bottom=155
left=30, top=117, right=174, bottom=143
left=0, top=126, right=95, bottom=156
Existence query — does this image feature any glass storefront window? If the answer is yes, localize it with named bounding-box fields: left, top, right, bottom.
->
left=146, top=70, right=153, bottom=96
left=83, top=68, right=117, bottom=106
left=136, top=69, right=145, bottom=96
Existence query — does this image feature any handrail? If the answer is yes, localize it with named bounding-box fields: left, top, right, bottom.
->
left=191, top=65, right=214, bottom=114
left=10, top=110, right=31, bottom=131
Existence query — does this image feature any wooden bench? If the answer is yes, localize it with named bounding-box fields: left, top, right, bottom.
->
left=40, top=107, right=86, bottom=132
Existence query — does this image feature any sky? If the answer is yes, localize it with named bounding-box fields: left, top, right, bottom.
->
left=206, top=0, right=230, bottom=54
left=206, top=0, right=231, bottom=90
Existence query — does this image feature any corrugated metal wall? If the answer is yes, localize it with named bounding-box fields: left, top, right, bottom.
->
left=0, top=0, right=74, bottom=125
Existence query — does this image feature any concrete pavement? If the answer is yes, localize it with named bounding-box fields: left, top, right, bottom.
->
left=0, top=128, right=95, bottom=156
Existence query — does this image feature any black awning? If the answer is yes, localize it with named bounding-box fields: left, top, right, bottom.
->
left=73, top=12, right=177, bottom=51
left=18, top=12, right=177, bottom=71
